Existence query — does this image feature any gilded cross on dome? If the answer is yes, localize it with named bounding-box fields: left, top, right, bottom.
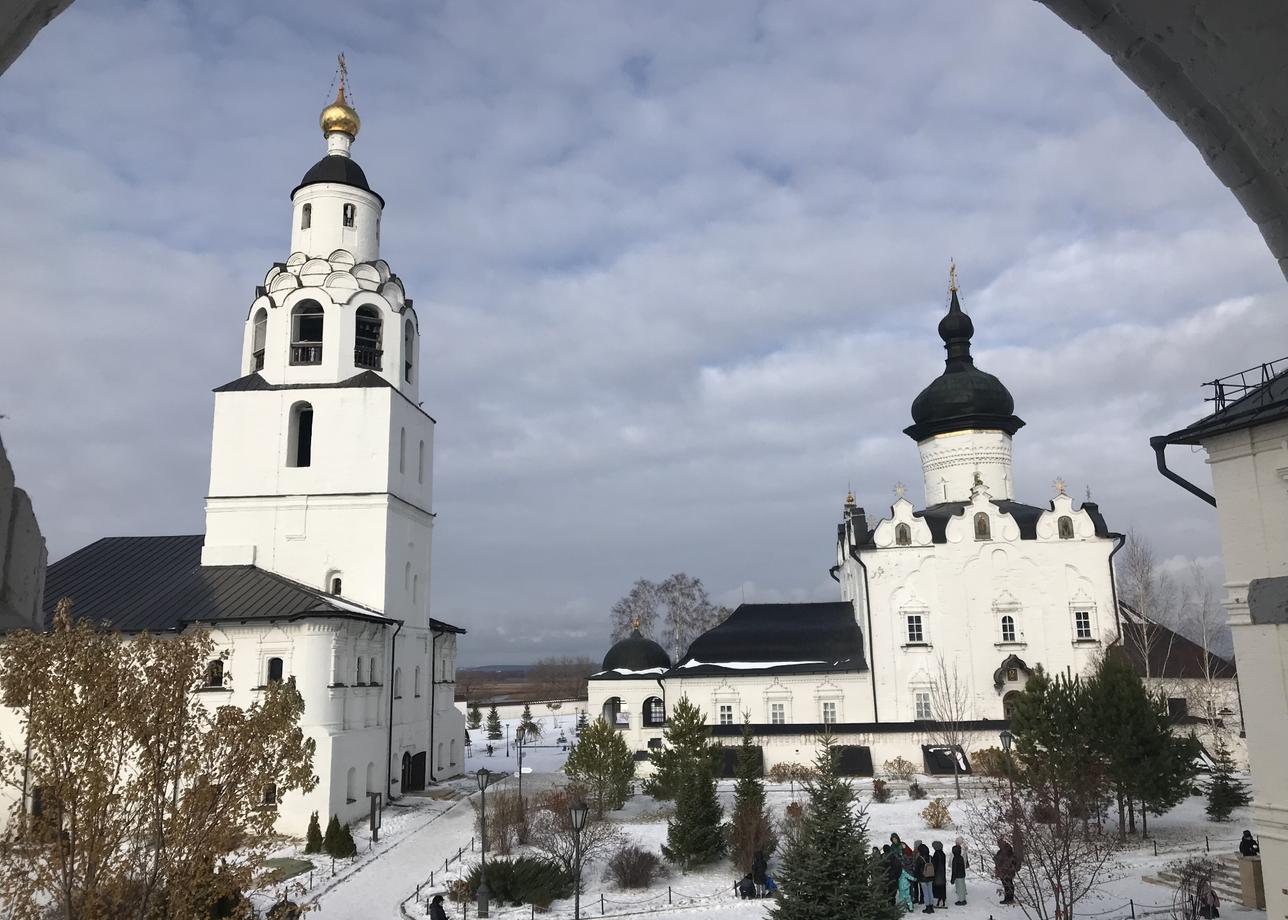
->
left=1054, top=477, right=1066, bottom=495
left=894, top=482, right=906, bottom=498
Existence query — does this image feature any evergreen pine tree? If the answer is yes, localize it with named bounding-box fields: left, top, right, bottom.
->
left=563, top=716, right=636, bottom=817
left=519, top=703, right=542, bottom=739
left=486, top=705, right=504, bottom=740
left=467, top=701, right=483, bottom=730
left=645, top=695, right=718, bottom=799
left=576, top=710, right=589, bottom=733
left=771, top=734, right=898, bottom=920
left=727, top=718, right=776, bottom=872
left=322, top=814, right=342, bottom=857
left=1205, top=736, right=1251, bottom=821
left=663, top=753, right=727, bottom=868
left=304, top=811, right=324, bottom=854
left=336, top=821, right=358, bottom=858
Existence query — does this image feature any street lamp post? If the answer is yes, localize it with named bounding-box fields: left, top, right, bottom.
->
left=505, top=723, right=510, bottom=758
left=570, top=798, right=589, bottom=920
left=999, top=728, right=1019, bottom=897
left=515, top=725, right=526, bottom=803
left=476, top=768, right=498, bottom=918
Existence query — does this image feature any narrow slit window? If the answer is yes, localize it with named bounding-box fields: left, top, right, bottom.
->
left=355, top=306, right=383, bottom=370
left=404, top=320, right=415, bottom=382
left=418, top=440, right=425, bottom=484
left=251, top=308, right=267, bottom=372
left=301, top=203, right=312, bottom=230
left=399, top=427, right=406, bottom=474
left=330, top=576, right=342, bottom=596
left=343, top=203, right=356, bottom=228
left=287, top=402, right=313, bottom=468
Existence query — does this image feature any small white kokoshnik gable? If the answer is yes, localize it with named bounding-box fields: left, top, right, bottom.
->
left=589, top=272, right=1226, bottom=778
left=11, top=67, right=467, bottom=836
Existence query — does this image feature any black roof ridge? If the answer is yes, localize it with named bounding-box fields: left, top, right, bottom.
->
left=212, top=372, right=438, bottom=424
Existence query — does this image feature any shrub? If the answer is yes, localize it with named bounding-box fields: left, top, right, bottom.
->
left=907, top=781, right=926, bottom=801
left=970, top=746, right=1009, bottom=777
left=883, top=757, right=918, bottom=782
left=767, top=763, right=815, bottom=785
left=921, top=798, right=952, bottom=829
left=1032, top=799, right=1059, bottom=824
left=476, top=788, right=528, bottom=855
left=304, top=812, right=323, bottom=854
left=322, top=814, right=355, bottom=858
left=465, top=856, right=573, bottom=908
left=780, top=800, right=804, bottom=840
left=605, top=844, right=665, bottom=888
left=871, top=779, right=891, bottom=804
left=447, top=878, right=471, bottom=903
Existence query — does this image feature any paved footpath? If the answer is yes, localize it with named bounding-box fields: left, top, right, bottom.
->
left=309, top=796, right=476, bottom=920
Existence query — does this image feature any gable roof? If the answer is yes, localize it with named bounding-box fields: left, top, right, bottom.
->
left=671, top=602, right=866, bottom=676
left=40, top=535, right=464, bottom=635
left=1113, top=603, right=1235, bottom=680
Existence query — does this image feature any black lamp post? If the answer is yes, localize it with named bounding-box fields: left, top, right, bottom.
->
left=570, top=798, right=589, bottom=920
left=476, top=767, right=499, bottom=918
left=515, top=725, right=526, bottom=803
left=999, top=728, right=1019, bottom=866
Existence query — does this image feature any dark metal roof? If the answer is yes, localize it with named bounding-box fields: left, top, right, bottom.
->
left=905, top=289, right=1024, bottom=442
left=904, top=499, right=1110, bottom=544
left=601, top=628, right=671, bottom=673
left=672, top=602, right=866, bottom=676
left=42, top=535, right=464, bottom=635
left=213, top=370, right=390, bottom=393
left=1158, top=365, right=1288, bottom=446
left=292, top=154, right=385, bottom=206
left=1113, top=604, right=1235, bottom=680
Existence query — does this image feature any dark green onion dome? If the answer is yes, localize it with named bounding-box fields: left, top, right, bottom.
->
left=904, top=287, right=1024, bottom=442
left=601, top=628, right=671, bottom=672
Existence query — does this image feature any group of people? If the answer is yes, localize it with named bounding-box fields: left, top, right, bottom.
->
left=880, top=835, right=1019, bottom=912
left=737, top=850, right=779, bottom=899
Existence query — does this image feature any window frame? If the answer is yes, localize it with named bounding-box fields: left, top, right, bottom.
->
left=1057, top=515, right=1075, bottom=540
left=204, top=659, right=224, bottom=688
left=290, top=301, right=325, bottom=366
left=821, top=700, right=838, bottom=725
left=770, top=701, right=786, bottom=725
left=974, top=511, right=991, bottom=541
left=287, top=401, right=314, bottom=468
left=301, top=203, right=312, bottom=230
left=717, top=703, right=734, bottom=726
left=905, top=612, right=927, bottom=646
left=1073, top=608, right=1094, bottom=641
left=342, top=202, right=356, bottom=228
left=354, top=305, right=383, bottom=370
left=914, top=690, right=933, bottom=721
left=251, top=308, right=267, bottom=372
left=1000, top=614, right=1017, bottom=644
left=266, top=657, right=284, bottom=685
left=895, top=522, right=912, bottom=546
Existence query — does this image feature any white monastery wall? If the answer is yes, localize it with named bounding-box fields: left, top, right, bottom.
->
left=917, top=429, right=1015, bottom=503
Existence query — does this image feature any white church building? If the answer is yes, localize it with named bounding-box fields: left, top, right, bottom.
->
left=590, top=279, right=1236, bottom=775
left=18, top=79, right=466, bottom=834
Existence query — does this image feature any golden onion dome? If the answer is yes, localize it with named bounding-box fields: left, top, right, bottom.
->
left=320, top=84, right=360, bottom=139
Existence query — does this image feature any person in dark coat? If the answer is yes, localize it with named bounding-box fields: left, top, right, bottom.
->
left=752, top=850, right=768, bottom=888
left=1239, top=831, right=1259, bottom=857
left=738, top=874, right=756, bottom=899
left=951, top=843, right=967, bottom=905
left=429, top=895, right=449, bottom=920
left=915, top=844, right=935, bottom=913
left=886, top=846, right=906, bottom=906
left=994, top=839, right=1017, bottom=905
left=931, top=841, right=948, bottom=908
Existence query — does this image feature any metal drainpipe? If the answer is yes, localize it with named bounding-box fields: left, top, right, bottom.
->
left=428, top=631, right=440, bottom=783
left=1149, top=437, right=1216, bottom=506
left=385, top=619, right=404, bottom=802
left=849, top=546, right=879, bottom=723
left=1108, top=531, right=1127, bottom=644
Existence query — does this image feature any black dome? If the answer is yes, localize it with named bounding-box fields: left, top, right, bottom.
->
left=904, top=289, right=1024, bottom=442
left=292, top=155, right=384, bottom=206
left=602, top=629, right=671, bottom=672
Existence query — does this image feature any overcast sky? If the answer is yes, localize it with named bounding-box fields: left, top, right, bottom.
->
left=1, top=1, right=1284, bottom=666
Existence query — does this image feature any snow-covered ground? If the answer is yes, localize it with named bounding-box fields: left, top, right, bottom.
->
left=259, top=715, right=1264, bottom=920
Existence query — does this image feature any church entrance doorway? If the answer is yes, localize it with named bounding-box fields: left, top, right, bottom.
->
left=400, top=751, right=413, bottom=791
left=405, top=751, right=426, bottom=791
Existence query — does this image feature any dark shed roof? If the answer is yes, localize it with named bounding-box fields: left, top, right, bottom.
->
left=1114, top=605, right=1235, bottom=680
left=42, top=535, right=464, bottom=635
left=672, top=602, right=866, bottom=676
left=1158, top=366, right=1288, bottom=445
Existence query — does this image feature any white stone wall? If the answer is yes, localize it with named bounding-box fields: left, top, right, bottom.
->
left=917, top=429, right=1015, bottom=503
left=845, top=489, right=1118, bottom=725
left=290, top=183, right=383, bottom=265
left=586, top=677, right=668, bottom=755
left=1200, top=416, right=1288, bottom=910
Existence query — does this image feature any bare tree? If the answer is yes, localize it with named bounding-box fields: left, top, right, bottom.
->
left=927, top=654, right=974, bottom=798
left=528, top=784, right=623, bottom=880
left=610, top=579, right=662, bottom=641
left=1116, top=530, right=1180, bottom=681
left=1169, top=857, right=1220, bottom=920
left=1178, top=563, right=1236, bottom=744
left=966, top=774, right=1120, bottom=920
left=529, top=656, right=597, bottom=699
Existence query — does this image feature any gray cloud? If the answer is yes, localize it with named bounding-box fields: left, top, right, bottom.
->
left=1, top=0, right=1283, bottom=665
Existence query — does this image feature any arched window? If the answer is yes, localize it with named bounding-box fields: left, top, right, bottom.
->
left=355, top=306, right=382, bottom=370
left=204, top=660, right=224, bottom=688
left=394, top=667, right=402, bottom=699
left=287, top=401, right=313, bottom=468
left=974, top=512, right=991, bottom=541
left=262, top=783, right=278, bottom=806
left=369, top=657, right=378, bottom=684
left=1000, top=615, right=1017, bottom=643
left=413, top=574, right=419, bottom=605
left=643, top=696, right=665, bottom=727
left=343, top=203, right=356, bottom=228
left=301, top=203, right=312, bottom=230
left=266, top=657, right=284, bottom=684
left=356, top=657, right=365, bottom=685
left=330, top=575, right=342, bottom=595
left=450, top=738, right=457, bottom=766
left=1003, top=691, right=1021, bottom=720
left=403, top=320, right=415, bottom=382
left=895, top=523, right=911, bottom=546
left=414, top=666, right=422, bottom=698
left=1058, top=515, right=1074, bottom=540
left=346, top=767, right=357, bottom=803
left=602, top=697, right=624, bottom=727
left=418, top=440, right=425, bottom=484
left=399, top=427, right=406, bottom=474
left=251, top=308, right=267, bottom=372
left=290, top=301, right=324, bottom=365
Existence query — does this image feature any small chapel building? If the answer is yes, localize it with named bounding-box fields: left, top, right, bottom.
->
left=589, top=277, right=1238, bottom=774
left=5, top=77, right=465, bottom=834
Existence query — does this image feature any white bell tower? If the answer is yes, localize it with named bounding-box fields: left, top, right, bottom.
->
left=201, top=63, right=434, bottom=628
